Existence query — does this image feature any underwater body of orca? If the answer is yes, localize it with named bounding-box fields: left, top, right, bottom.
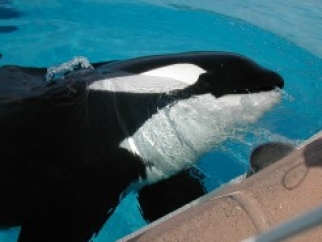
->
left=0, top=52, right=284, bottom=241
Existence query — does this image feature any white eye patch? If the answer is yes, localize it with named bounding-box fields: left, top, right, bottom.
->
left=88, top=72, right=188, bottom=94
left=140, top=63, right=206, bottom=85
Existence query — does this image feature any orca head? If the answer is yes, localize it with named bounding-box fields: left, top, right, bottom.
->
left=190, top=54, right=284, bottom=98
left=120, top=55, right=285, bottom=184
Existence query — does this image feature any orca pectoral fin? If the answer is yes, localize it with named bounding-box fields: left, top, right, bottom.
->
left=18, top=168, right=118, bottom=242
left=138, top=167, right=206, bottom=222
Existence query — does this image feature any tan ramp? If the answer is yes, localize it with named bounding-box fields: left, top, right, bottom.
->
left=121, top=135, right=322, bottom=242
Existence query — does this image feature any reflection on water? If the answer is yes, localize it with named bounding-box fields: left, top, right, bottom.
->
left=143, top=0, right=322, bottom=59
left=0, top=0, right=21, bottom=34
left=0, top=0, right=22, bottom=19
left=0, top=26, right=18, bottom=33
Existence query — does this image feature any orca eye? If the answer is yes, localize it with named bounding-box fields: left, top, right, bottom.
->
left=200, top=80, right=212, bottom=90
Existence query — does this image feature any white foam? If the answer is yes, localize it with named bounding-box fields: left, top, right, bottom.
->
left=46, top=56, right=93, bottom=82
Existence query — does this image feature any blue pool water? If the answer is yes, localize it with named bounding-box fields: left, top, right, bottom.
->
left=1, top=0, right=322, bottom=241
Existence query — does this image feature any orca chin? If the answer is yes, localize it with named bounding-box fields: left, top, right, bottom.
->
left=0, top=51, right=284, bottom=242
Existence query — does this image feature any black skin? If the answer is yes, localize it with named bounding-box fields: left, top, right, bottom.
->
left=0, top=52, right=284, bottom=242
left=138, top=167, right=206, bottom=222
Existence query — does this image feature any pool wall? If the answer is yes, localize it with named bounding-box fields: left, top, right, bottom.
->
left=120, top=133, right=322, bottom=242
left=144, top=0, right=322, bottom=59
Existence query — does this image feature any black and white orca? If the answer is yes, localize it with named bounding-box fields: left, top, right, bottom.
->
left=0, top=51, right=284, bottom=242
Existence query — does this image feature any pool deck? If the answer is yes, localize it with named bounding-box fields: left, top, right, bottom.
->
left=121, top=132, right=322, bottom=242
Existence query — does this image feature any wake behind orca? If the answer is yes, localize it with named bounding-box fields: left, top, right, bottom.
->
left=0, top=52, right=284, bottom=241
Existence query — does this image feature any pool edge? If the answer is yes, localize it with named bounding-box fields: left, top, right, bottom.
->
left=119, top=131, right=322, bottom=242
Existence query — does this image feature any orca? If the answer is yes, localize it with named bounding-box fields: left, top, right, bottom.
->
left=0, top=51, right=284, bottom=242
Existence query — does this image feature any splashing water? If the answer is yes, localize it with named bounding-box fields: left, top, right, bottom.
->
left=45, top=56, right=93, bottom=82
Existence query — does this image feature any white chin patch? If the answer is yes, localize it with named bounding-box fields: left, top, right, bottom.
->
left=217, top=94, right=242, bottom=106
left=140, top=63, right=206, bottom=85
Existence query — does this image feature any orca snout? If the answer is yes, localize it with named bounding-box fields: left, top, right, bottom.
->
left=252, top=70, right=284, bottom=94
left=266, top=70, right=284, bottom=89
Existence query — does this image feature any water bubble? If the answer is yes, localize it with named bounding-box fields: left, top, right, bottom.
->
left=45, top=56, right=93, bottom=82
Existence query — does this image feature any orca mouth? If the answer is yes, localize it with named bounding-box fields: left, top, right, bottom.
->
left=242, top=85, right=283, bottom=94
left=262, top=71, right=284, bottom=89
left=240, top=71, right=284, bottom=94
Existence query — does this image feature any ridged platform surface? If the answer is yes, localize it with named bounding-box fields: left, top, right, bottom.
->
left=122, top=134, right=322, bottom=242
